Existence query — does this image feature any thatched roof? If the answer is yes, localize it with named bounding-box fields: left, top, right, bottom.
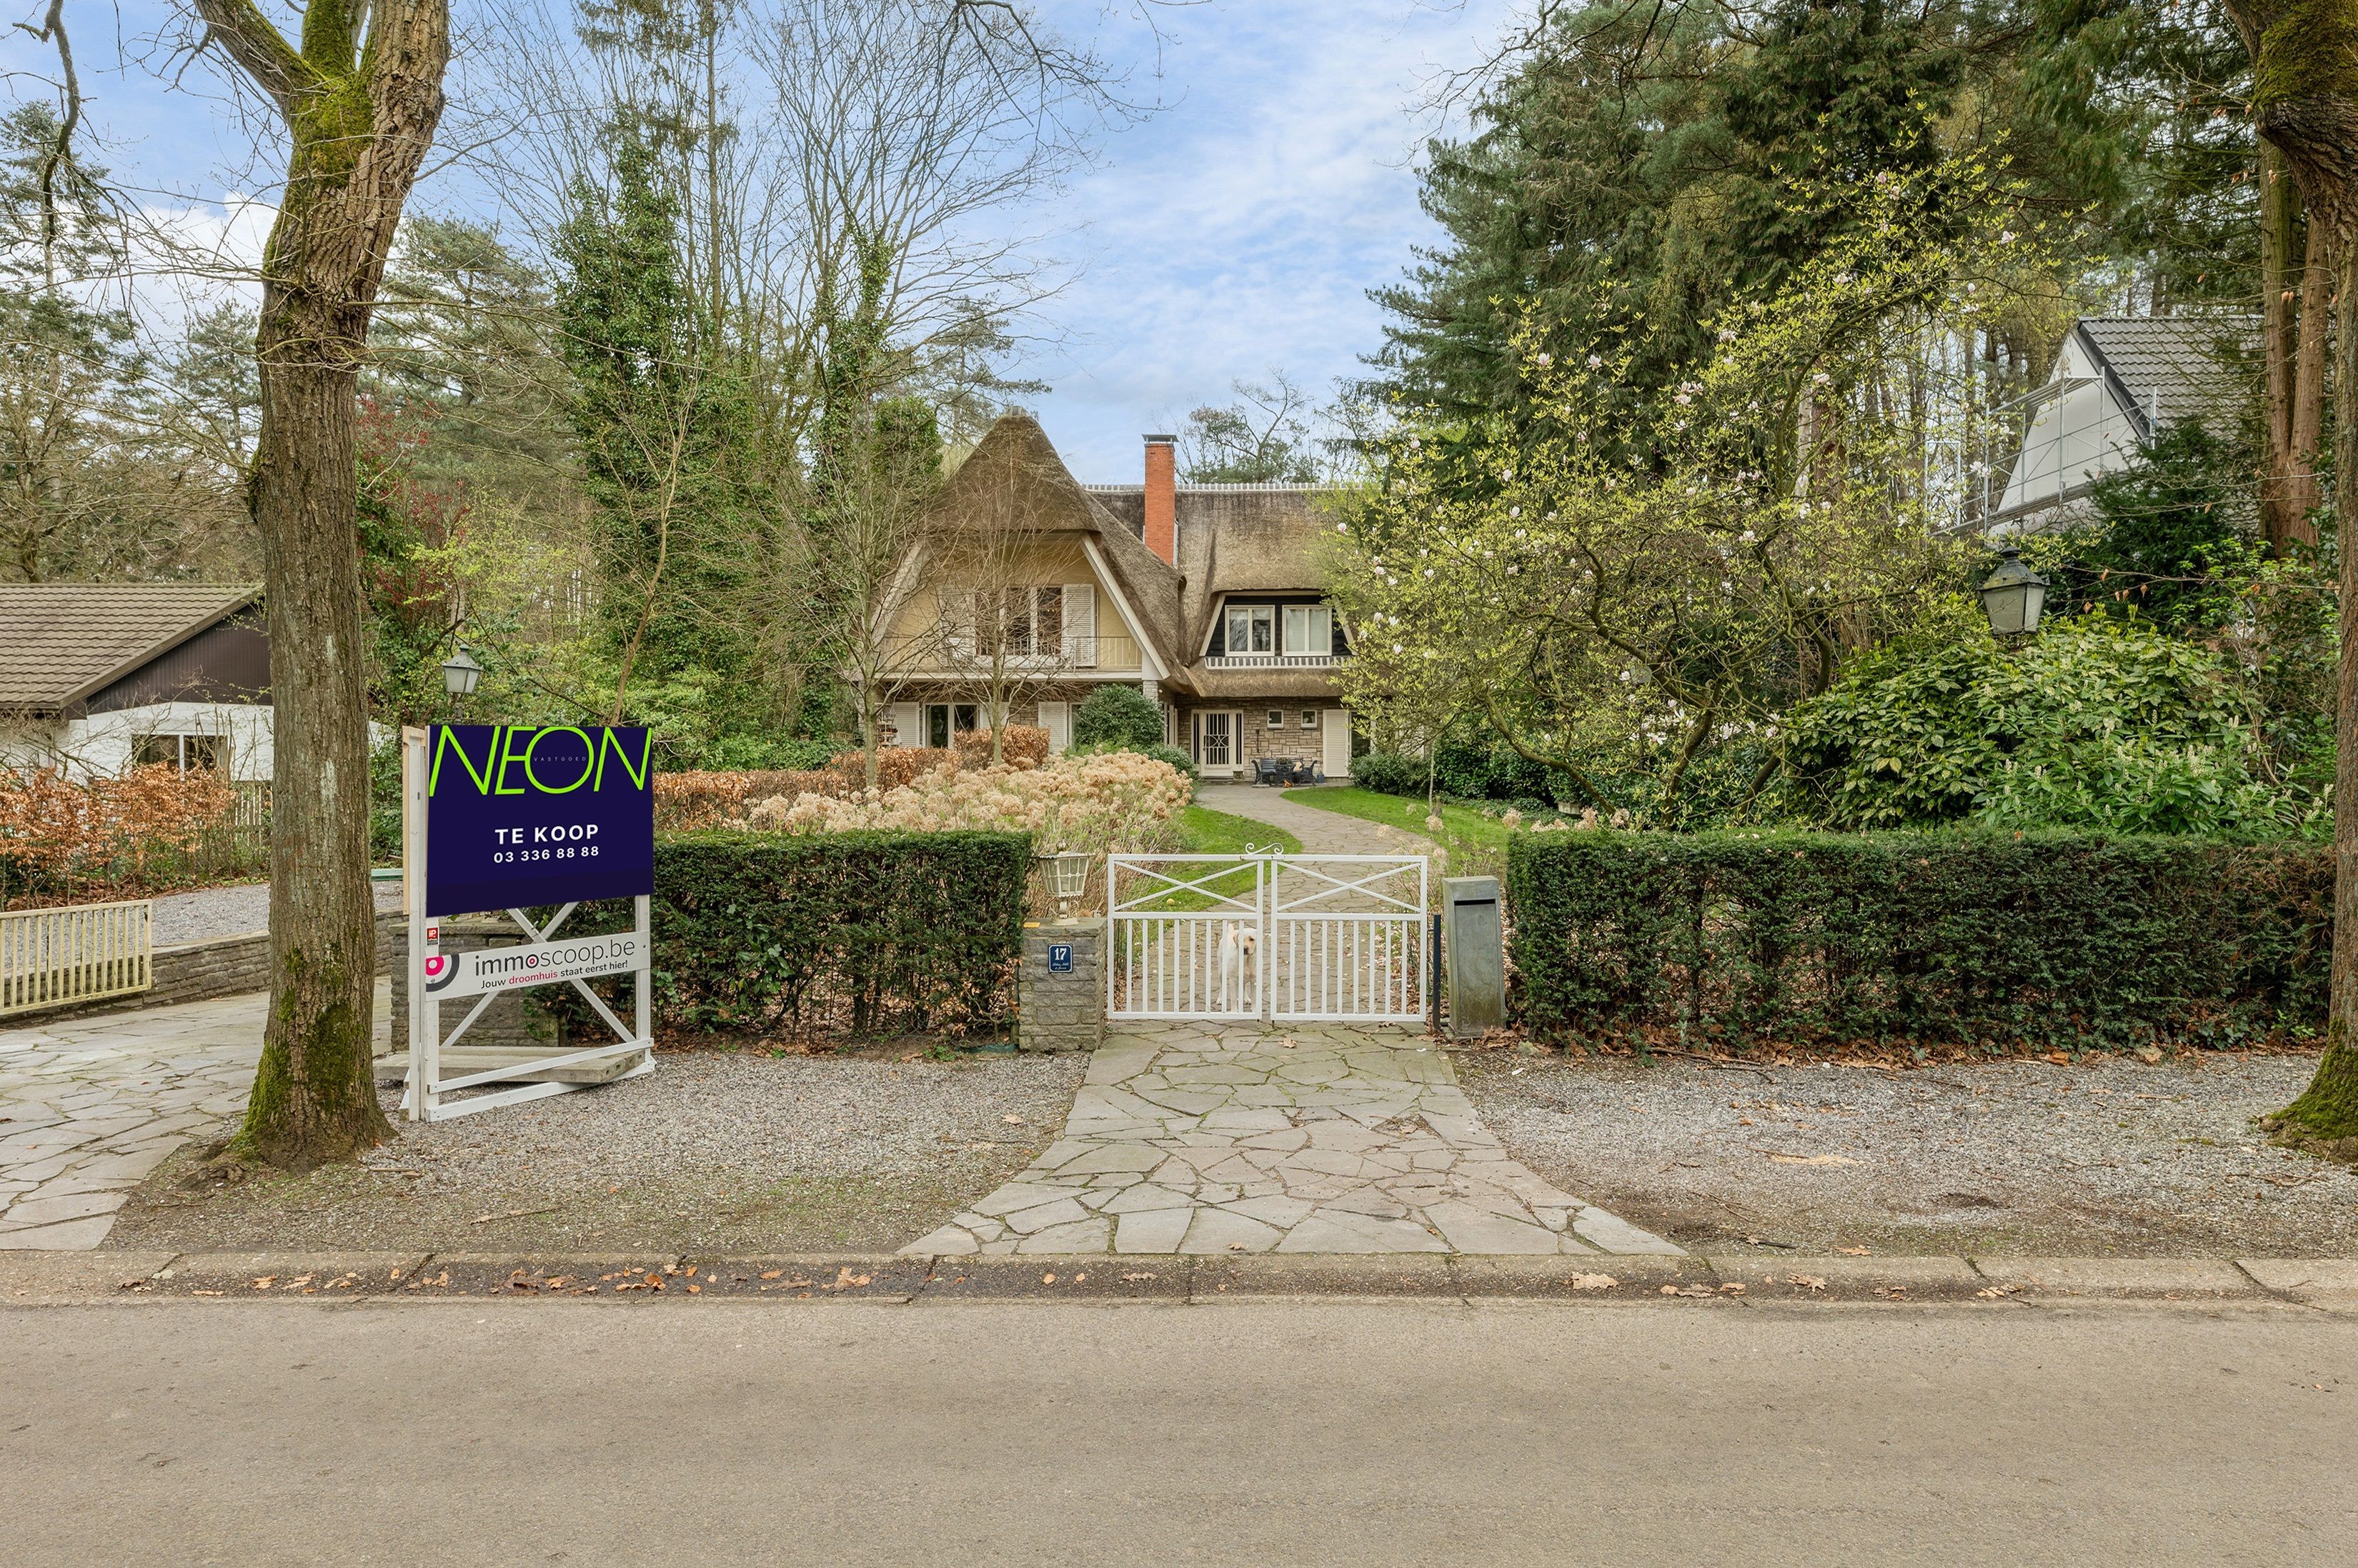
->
left=932, top=414, right=1183, bottom=666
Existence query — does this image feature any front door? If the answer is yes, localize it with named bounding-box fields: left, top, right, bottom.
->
left=1191, top=709, right=1238, bottom=773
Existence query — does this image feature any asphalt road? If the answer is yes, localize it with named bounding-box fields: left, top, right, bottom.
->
left=4, top=1299, right=2354, bottom=1566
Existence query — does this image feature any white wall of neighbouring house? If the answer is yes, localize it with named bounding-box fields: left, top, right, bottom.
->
left=0, top=719, right=70, bottom=776
left=1998, top=336, right=2145, bottom=519
left=51, top=701, right=277, bottom=781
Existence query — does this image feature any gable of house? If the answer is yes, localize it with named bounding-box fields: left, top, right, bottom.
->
left=1989, top=315, right=2255, bottom=526
left=882, top=414, right=1178, bottom=681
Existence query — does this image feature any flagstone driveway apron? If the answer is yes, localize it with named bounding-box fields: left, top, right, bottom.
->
left=903, top=1022, right=1680, bottom=1257
left=0, top=992, right=272, bottom=1249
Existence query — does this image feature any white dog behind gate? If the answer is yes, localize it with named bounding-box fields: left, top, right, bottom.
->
left=1218, top=921, right=1260, bottom=1012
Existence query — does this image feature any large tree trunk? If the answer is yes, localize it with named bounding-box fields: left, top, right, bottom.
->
left=2260, top=146, right=2327, bottom=553
left=192, top=0, right=450, bottom=1169
left=239, top=339, right=387, bottom=1167
left=2275, top=234, right=2358, bottom=1142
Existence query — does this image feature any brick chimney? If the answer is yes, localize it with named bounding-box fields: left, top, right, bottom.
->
left=1143, top=433, right=1177, bottom=565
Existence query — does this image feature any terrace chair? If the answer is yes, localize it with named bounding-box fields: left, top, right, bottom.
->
left=1254, top=757, right=1287, bottom=787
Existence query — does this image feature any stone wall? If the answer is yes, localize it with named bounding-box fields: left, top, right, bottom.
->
left=1018, top=922, right=1103, bottom=1053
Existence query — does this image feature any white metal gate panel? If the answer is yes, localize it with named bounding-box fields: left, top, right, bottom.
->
left=1268, top=855, right=1428, bottom=1023
left=1106, top=853, right=1426, bottom=1024
left=1107, top=855, right=1266, bottom=1018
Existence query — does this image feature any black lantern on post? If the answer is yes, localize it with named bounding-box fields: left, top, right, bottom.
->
left=1977, top=545, right=2048, bottom=641
left=440, top=646, right=484, bottom=701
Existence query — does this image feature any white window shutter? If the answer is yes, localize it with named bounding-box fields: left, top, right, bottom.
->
left=1063, top=583, right=1096, bottom=667
left=889, top=702, right=921, bottom=748
left=1039, top=700, right=1070, bottom=753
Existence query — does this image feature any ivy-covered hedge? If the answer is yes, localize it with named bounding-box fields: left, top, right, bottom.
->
left=650, top=829, right=1030, bottom=1039
left=1507, top=831, right=2330, bottom=1051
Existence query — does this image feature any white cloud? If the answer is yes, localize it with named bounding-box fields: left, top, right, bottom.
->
left=125, top=194, right=274, bottom=334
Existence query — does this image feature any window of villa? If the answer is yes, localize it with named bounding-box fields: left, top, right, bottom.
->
left=925, top=704, right=980, bottom=748
left=967, top=587, right=1065, bottom=657
left=131, top=734, right=224, bottom=773
left=1281, top=604, right=1332, bottom=656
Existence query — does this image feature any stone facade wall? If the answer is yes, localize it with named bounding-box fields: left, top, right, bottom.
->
left=1018, top=922, right=1103, bottom=1053
left=1171, top=701, right=1335, bottom=777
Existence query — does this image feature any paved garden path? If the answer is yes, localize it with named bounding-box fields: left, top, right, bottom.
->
left=902, top=1021, right=1680, bottom=1257
left=1194, top=784, right=1436, bottom=857
left=0, top=979, right=393, bottom=1249
left=0, top=992, right=270, bottom=1249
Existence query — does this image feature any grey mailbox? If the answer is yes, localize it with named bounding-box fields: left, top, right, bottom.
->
left=1443, top=876, right=1506, bottom=1037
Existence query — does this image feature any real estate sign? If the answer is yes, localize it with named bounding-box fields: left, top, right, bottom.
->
left=421, top=929, right=646, bottom=999
left=423, top=724, right=655, bottom=917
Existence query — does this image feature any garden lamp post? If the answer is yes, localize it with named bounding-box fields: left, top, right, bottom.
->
left=1977, top=545, right=2048, bottom=641
left=440, top=646, right=484, bottom=703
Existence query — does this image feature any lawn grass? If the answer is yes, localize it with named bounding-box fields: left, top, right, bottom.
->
left=1284, top=786, right=1510, bottom=877
left=1178, top=803, right=1302, bottom=857
left=1112, top=805, right=1305, bottom=912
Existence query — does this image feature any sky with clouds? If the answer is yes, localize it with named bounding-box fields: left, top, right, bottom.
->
left=6, top=0, right=1513, bottom=480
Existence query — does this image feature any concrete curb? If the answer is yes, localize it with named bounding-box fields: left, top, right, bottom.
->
left=9, top=1249, right=2358, bottom=1307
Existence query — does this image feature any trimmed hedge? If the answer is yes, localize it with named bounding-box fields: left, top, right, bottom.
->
left=1507, top=830, right=2330, bottom=1051
left=650, top=829, right=1030, bottom=1039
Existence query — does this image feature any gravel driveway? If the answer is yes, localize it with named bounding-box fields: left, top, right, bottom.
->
left=109, top=1049, right=1085, bottom=1254
left=1458, top=1047, right=2358, bottom=1257
left=150, top=881, right=406, bottom=947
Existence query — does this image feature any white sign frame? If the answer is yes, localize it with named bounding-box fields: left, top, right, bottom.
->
left=400, top=726, right=655, bottom=1122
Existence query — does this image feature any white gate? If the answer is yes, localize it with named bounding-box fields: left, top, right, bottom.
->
left=1105, top=854, right=1266, bottom=1019
left=1107, top=854, right=1428, bottom=1024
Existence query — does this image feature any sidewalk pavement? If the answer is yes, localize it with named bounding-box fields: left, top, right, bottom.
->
left=9, top=1247, right=2358, bottom=1307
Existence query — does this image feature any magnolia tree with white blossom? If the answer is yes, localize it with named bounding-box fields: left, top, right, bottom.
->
left=1327, top=156, right=2049, bottom=822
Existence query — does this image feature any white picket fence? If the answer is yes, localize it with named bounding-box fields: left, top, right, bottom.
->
left=0, top=899, right=154, bottom=1019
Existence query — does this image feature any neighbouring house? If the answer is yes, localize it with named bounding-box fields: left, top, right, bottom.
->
left=1980, top=314, right=2257, bottom=531
left=869, top=413, right=1357, bottom=780
left=0, top=583, right=274, bottom=782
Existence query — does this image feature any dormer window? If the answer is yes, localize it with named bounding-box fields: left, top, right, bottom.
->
left=1208, top=598, right=1345, bottom=661
left=1282, top=604, right=1332, bottom=656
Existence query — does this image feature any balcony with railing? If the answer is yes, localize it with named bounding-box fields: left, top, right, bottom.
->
left=881, top=631, right=1145, bottom=675
left=1201, top=651, right=1342, bottom=670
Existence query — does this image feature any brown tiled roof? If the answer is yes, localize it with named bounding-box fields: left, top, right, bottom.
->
left=0, top=582, right=260, bottom=711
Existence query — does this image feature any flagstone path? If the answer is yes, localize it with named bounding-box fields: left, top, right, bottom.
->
left=0, top=993, right=272, bottom=1249
left=902, top=1021, right=1681, bottom=1257
left=1195, top=784, right=1435, bottom=857
left=0, top=979, right=392, bottom=1249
